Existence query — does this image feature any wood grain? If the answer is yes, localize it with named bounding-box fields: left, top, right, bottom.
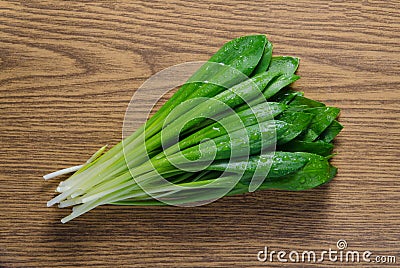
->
left=1, top=0, right=399, bottom=267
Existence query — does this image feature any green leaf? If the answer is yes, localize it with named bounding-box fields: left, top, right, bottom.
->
left=251, top=41, right=273, bottom=75
left=289, top=95, right=325, bottom=108
left=317, top=120, right=343, bottom=143
left=299, top=107, right=341, bottom=141
left=258, top=153, right=334, bottom=191
left=277, top=111, right=314, bottom=144
left=166, top=101, right=287, bottom=155
left=269, top=88, right=303, bottom=104
left=279, top=140, right=334, bottom=156
left=207, top=152, right=309, bottom=179
left=267, top=56, right=300, bottom=76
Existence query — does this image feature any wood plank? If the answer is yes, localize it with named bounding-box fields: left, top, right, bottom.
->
left=1, top=0, right=399, bottom=267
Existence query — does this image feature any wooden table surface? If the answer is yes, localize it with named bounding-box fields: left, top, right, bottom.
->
left=1, top=1, right=399, bottom=267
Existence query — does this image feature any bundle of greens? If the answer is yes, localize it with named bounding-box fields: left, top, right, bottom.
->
left=44, top=35, right=342, bottom=223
